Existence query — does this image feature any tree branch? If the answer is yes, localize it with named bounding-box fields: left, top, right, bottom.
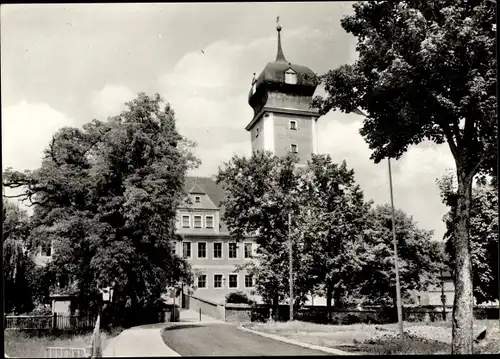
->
left=437, top=118, right=461, bottom=161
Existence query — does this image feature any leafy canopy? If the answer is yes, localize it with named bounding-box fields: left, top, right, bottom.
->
left=357, top=204, right=444, bottom=306
left=313, top=0, right=496, bottom=176
left=438, top=172, right=499, bottom=303
left=3, top=93, right=198, bottom=325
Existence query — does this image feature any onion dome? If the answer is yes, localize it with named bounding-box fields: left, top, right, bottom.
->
left=248, top=23, right=318, bottom=111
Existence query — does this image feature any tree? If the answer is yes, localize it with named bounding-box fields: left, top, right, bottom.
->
left=217, top=152, right=309, bottom=316
left=296, top=155, right=371, bottom=319
left=313, top=1, right=496, bottom=352
left=357, top=204, right=444, bottom=308
left=3, top=93, right=197, bottom=327
left=2, top=200, right=39, bottom=314
left=438, top=171, right=498, bottom=304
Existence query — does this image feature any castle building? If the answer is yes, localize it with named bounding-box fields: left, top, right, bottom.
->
left=178, top=23, right=321, bottom=302
left=175, top=177, right=258, bottom=303
left=246, top=23, right=320, bottom=165
left=34, top=22, right=322, bottom=306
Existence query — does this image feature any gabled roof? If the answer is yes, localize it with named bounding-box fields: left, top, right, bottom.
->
left=188, top=184, right=206, bottom=195
left=184, top=176, right=229, bottom=232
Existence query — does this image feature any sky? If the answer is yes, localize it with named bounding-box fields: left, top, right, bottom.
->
left=1, top=3, right=456, bottom=241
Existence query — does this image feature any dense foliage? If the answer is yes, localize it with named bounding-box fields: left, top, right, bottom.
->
left=218, top=152, right=443, bottom=319
left=3, top=93, right=197, bottom=327
left=358, top=204, right=444, bottom=306
left=3, top=200, right=49, bottom=314
left=312, top=0, right=496, bottom=353
left=438, top=172, right=498, bottom=304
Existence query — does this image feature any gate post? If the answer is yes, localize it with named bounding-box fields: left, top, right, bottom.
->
left=52, top=312, right=57, bottom=330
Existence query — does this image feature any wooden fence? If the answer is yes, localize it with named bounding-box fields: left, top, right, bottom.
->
left=4, top=313, right=97, bottom=331
left=45, top=347, right=92, bottom=358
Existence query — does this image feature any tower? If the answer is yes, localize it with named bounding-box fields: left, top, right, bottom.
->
left=246, top=21, right=320, bottom=165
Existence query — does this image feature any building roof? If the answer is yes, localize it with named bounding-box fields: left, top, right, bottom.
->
left=184, top=176, right=229, bottom=232
left=248, top=25, right=318, bottom=108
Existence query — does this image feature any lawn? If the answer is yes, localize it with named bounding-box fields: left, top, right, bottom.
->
left=242, top=319, right=500, bottom=355
left=4, top=329, right=119, bottom=358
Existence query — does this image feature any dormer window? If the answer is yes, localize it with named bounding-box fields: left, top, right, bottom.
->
left=289, top=120, right=297, bottom=130
left=195, top=196, right=200, bottom=203
left=285, top=69, right=297, bottom=84
left=290, top=144, right=298, bottom=154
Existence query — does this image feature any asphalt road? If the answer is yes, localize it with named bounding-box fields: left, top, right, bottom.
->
left=161, top=324, right=329, bottom=356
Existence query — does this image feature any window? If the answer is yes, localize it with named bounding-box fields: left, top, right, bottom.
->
left=197, top=274, right=206, bottom=288
left=245, top=275, right=253, bottom=288
left=244, top=243, right=253, bottom=259
left=289, top=120, right=297, bottom=130
left=41, top=242, right=52, bottom=257
left=256, top=128, right=259, bottom=137
left=182, top=215, right=190, bottom=228
left=172, top=241, right=177, bottom=255
left=213, top=242, right=222, bottom=259
left=229, top=274, right=238, bottom=288
left=195, top=196, right=200, bottom=203
left=229, top=243, right=238, bottom=259
left=214, top=274, right=223, bottom=288
left=290, top=144, right=298, bottom=154
left=205, top=216, right=214, bottom=229
left=193, top=215, right=202, bottom=228
left=198, top=242, right=207, bottom=258
left=285, top=69, right=297, bottom=84
left=183, top=242, right=191, bottom=259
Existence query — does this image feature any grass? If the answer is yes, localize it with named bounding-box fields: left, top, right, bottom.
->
left=242, top=319, right=500, bottom=355
left=4, top=328, right=122, bottom=358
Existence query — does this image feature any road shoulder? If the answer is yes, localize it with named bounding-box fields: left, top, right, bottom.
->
left=238, top=325, right=358, bottom=356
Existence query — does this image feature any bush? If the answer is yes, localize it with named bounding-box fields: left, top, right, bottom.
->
left=225, top=291, right=254, bottom=305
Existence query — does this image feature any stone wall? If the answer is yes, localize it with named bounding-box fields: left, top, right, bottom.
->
left=223, top=303, right=499, bottom=324
left=183, top=293, right=225, bottom=321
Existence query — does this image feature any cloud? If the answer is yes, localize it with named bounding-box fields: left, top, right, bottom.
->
left=317, top=111, right=455, bottom=240
left=2, top=100, right=75, bottom=172
left=2, top=100, right=76, bottom=214
left=160, top=26, right=337, bottom=176
left=90, top=84, right=136, bottom=120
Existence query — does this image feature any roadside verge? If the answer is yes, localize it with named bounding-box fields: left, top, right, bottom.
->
left=238, top=325, right=358, bottom=356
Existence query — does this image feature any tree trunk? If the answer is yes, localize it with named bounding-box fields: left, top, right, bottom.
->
left=333, top=287, right=343, bottom=308
left=451, top=169, right=474, bottom=354
left=272, top=295, right=279, bottom=321
left=326, top=284, right=333, bottom=323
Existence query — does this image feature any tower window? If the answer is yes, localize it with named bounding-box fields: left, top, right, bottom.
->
left=289, top=120, right=297, bottom=130
left=256, top=128, right=259, bottom=138
left=285, top=69, right=297, bottom=84
left=290, top=144, right=298, bottom=154
left=195, top=196, right=200, bottom=203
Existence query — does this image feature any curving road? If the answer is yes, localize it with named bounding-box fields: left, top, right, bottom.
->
left=161, top=324, right=329, bottom=356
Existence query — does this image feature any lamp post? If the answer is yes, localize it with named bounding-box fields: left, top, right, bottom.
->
left=92, top=284, right=114, bottom=359
left=388, top=158, right=404, bottom=340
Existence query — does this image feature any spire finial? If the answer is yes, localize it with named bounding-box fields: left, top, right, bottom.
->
left=276, top=16, right=287, bottom=62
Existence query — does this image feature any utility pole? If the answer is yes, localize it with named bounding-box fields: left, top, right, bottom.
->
left=388, top=158, right=404, bottom=340
left=288, top=212, right=294, bottom=321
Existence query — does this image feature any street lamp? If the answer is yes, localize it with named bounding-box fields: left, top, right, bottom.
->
left=388, top=158, right=404, bottom=340
left=92, top=283, right=114, bottom=359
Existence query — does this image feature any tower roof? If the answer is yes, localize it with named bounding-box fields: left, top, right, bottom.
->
left=248, top=22, right=318, bottom=107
